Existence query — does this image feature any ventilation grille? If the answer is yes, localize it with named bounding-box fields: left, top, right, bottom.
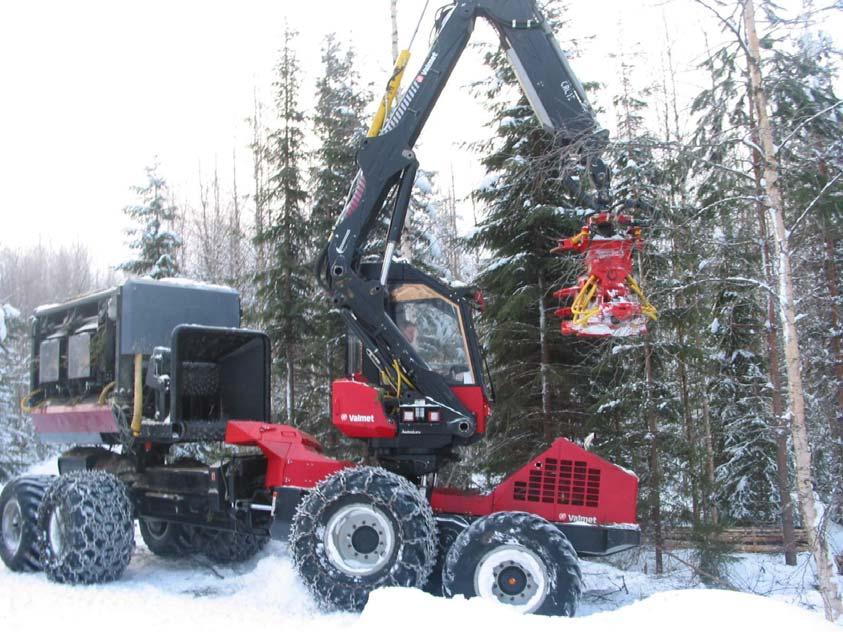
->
left=512, top=458, right=601, bottom=507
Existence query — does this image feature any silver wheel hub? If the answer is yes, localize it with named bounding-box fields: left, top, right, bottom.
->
left=474, top=545, right=548, bottom=613
left=323, top=504, right=395, bottom=577
left=48, top=507, right=65, bottom=558
left=2, top=499, right=23, bottom=556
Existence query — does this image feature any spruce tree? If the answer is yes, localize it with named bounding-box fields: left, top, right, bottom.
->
left=311, top=35, right=368, bottom=252
left=406, top=169, right=451, bottom=276
left=769, top=29, right=843, bottom=501
left=255, top=27, right=311, bottom=424
left=466, top=2, right=595, bottom=479
left=118, top=163, right=182, bottom=279
left=0, top=303, right=48, bottom=480
left=689, top=34, right=781, bottom=527
left=304, top=34, right=369, bottom=436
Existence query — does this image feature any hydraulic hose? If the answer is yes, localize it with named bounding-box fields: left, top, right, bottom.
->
left=130, top=353, right=143, bottom=437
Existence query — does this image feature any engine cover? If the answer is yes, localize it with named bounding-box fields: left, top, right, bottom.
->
left=331, top=379, right=396, bottom=439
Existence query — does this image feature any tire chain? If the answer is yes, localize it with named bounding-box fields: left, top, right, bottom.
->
left=37, top=470, right=135, bottom=584
left=290, top=466, right=436, bottom=611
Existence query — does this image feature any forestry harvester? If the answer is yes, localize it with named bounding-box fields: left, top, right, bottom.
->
left=1, top=0, right=643, bottom=617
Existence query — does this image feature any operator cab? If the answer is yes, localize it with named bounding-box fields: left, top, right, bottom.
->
left=335, top=262, right=491, bottom=476
left=350, top=262, right=488, bottom=399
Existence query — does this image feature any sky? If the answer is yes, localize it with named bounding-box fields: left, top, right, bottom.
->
left=0, top=0, right=830, bottom=269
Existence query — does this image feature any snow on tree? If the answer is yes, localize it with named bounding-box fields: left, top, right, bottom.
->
left=405, top=169, right=451, bottom=277
left=118, top=163, right=182, bottom=279
left=0, top=303, right=48, bottom=481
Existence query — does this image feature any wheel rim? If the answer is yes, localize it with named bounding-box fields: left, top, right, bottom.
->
left=323, top=503, right=395, bottom=577
left=48, top=507, right=66, bottom=558
left=144, top=519, right=169, bottom=540
left=473, top=544, right=548, bottom=613
left=1, top=499, right=23, bottom=557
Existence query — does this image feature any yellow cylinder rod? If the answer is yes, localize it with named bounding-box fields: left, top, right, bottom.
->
left=97, top=381, right=116, bottom=406
left=368, top=49, right=411, bottom=137
left=130, top=353, right=143, bottom=437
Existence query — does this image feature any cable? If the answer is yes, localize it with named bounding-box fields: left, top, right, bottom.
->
left=408, top=0, right=431, bottom=51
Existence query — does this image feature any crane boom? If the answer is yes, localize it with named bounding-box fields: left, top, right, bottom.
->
left=319, top=0, right=613, bottom=477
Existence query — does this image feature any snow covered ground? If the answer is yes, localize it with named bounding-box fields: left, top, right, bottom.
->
left=1, top=460, right=839, bottom=631
left=1, top=541, right=837, bottom=632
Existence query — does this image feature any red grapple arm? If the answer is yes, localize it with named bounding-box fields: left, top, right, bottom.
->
left=551, top=227, right=590, bottom=254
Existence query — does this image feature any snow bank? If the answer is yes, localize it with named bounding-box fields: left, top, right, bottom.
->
left=1, top=541, right=835, bottom=632
left=363, top=587, right=836, bottom=632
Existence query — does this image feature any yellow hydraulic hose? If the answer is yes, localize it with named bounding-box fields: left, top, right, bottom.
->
left=368, top=49, right=411, bottom=137
left=130, top=353, right=143, bottom=436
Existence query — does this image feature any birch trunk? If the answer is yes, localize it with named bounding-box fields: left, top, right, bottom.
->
left=743, top=0, right=842, bottom=617
left=747, top=97, right=797, bottom=566
left=390, top=0, right=399, bottom=63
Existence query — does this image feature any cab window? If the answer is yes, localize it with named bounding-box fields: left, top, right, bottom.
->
left=392, top=284, right=475, bottom=385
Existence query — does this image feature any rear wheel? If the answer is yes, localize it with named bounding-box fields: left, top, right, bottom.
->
left=0, top=476, right=53, bottom=571
left=424, top=515, right=468, bottom=596
left=442, top=512, right=581, bottom=616
left=194, top=526, right=268, bottom=563
left=139, top=518, right=197, bottom=558
left=37, top=471, right=135, bottom=584
left=290, top=466, right=436, bottom=611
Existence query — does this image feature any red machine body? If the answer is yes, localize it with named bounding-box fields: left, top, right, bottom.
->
left=430, top=438, right=638, bottom=526
left=331, top=379, right=396, bottom=439
left=226, top=421, right=637, bottom=531
left=225, top=421, right=350, bottom=488
left=329, top=377, right=490, bottom=439
left=451, top=385, right=490, bottom=435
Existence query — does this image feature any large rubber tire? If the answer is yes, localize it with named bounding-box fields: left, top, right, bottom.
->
left=194, top=526, right=268, bottom=563
left=424, top=515, right=469, bottom=596
left=290, top=466, right=436, bottom=612
left=0, top=476, right=53, bottom=571
left=442, top=511, right=582, bottom=616
left=37, top=471, right=135, bottom=584
left=139, top=518, right=197, bottom=558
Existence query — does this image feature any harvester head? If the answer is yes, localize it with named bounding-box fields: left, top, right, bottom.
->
left=551, top=213, right=656, bottom=337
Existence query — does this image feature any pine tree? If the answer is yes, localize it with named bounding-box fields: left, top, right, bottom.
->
left=255, top=27, right=311, bottom=424
left=741, top=0, right=841, bottom=616
left=689, top=29, right=782, bottom=530
left=118, top=163, right=182, bottom=279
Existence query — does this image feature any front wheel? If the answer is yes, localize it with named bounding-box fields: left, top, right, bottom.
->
left=442, top=512, right=581, bottom=616
left=290, top=466, right=436, bottom=611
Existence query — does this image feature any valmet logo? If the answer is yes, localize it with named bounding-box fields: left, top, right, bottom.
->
left=339, top=413, right=375, bottom=423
